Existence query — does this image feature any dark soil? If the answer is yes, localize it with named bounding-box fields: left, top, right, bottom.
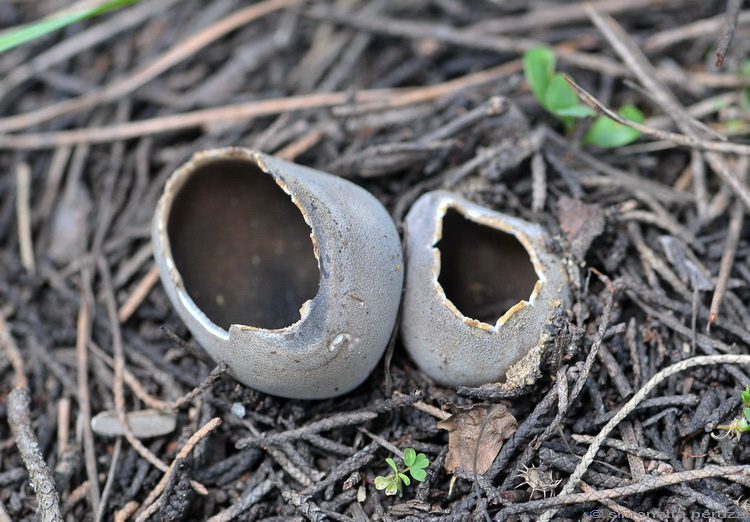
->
left=2, top=1, right=750, bottom=521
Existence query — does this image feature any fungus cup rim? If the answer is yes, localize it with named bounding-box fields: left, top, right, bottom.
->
left=154, top=147, right=322, bottom=341
left=431, top=197, right=547, bottom=332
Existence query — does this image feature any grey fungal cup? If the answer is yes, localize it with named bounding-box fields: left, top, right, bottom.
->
left=401, top=191, right=570, bottom=389
left=152, top=148, right=403, bottom=399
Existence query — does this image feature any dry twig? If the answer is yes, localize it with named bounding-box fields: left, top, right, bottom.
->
left=134, top=417, right=222, bottom=522
left=0, top=0, right=306, bottom=134
left=14, top=162, right=35, bottom=275
left=716, top=0, right=743, bottom=67
left=0, top=62, right=520, bottom=149
left=708, top=200, right=745, bottom=329
left=539, top=355, right=750, bottom=522
left=8, top=388, right=63, bottom=522
left=583, top=4, right=750, bottom=214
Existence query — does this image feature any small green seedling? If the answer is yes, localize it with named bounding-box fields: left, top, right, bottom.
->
left=0, top=0, right=142, bottom=54
left=740, top=60, right=750, bottom=111
left=523, top=46, right=644, bottom=148
left=374, top=448, right=429, bottom=496
left=715, top=385, right=750, bottom=440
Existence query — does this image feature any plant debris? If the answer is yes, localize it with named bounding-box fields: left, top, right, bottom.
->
left=437, top=403, right=517, bottom=475
left=2, top=1, right=750, bottom=520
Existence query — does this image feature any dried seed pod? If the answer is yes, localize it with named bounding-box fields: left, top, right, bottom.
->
left=515, top=464, right=561, bottom=498
left=152, top=148, right=403, bottom=399
left=401, top=191, right=570, bottom=389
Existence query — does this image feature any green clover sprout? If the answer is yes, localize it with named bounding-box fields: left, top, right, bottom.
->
left=523, top=46, right=644, bottom=148
left=374, top=448, right=429, bottom=496
left=715, top=385, right=750, bottom=440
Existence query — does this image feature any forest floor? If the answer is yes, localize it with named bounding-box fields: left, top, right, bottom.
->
left=2, top=1, right=750, bottom=521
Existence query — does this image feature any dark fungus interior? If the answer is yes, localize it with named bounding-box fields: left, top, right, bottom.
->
left=437, top=209, right=539, bottom=324
left=167, top=158, right=320, bottom=330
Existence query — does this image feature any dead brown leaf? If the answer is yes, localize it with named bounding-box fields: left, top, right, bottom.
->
left=556, top=196, right=606, bottom=262
left=437, top=403, right=517, bottom=475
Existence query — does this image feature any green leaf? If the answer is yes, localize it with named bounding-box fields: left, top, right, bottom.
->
left=583, top=105, right=644, bottom=148
left=412, top=453, right=430, bottom=470
left=385, top=482, right=399, bottom=496
left=398, top=473, right=410, bottom=486
left=386, top=457, right=398, bottom=473
left=410, top=467, right=427, bottom=481
left=523, top=47, right=555, bottom=104
left=552, top=105, right=596, bottom=118
left=619, top=104, right=645, bottom=123
left=743, top=407, right=750, bottom=423
left=374, top=476, right=391, bottom=490
left=741, top=386, right=750, bottom=405
left=0, top=0, right=142, bottom=54
left=403, top=448, right=416, bottom=467
left=544, top=73, right=579, bottom=113
left=741, top=90, right=750, bottom=111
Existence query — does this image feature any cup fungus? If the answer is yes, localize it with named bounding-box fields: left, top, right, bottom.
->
left=152, top=148, right=404, bottom=399
left=401, top=191, right=570, bottom=389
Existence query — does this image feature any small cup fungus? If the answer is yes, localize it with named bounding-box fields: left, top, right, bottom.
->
left=152, top=148, right=403, bottom=399
left=400, top=191, right=571, bottom=389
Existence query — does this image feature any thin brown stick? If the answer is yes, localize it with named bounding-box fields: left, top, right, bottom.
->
left=35, top=146, right=72, bottom=225
left=308, top=6, right=532, bottom=54
left=645, top=11, right=750, bottom=52
left=134, top=417, right=222, bottom=522
left=585, top=6, right=720, bottom=137
left=117, top=265, right=159, bottom=323
left=538, top=355, right=750, bottom=522
left=564, top=75, right=750, bottom=158
left=0, top=0, right=185, bottom=95
left=99, top=264, right=167, bottom=472
left=503, top=464, right=750, bottom=516
left=0, top=314, right=27, bottom=389
left=544, top=128, right=693, bottom=205
left=87, top=336, right=225, bottom=411
left=0, top=61, right=521, bottom=150
left=403, top=398, right=451, bottom=421
left=98, top=258, right=206, bottom=494
left=582, top=5, right=750, bottom=215
left=15, top=162, right=35, bottom=275
left=76, top=264, right=101, bottom=513
left=114, top=501, right=139, bottom=522
left=56, top=397, right=71, bottom=456
left=276, top=129, right=325, bottom=161
left=0, top=0, right=306, bottom=134
left=716, top=0, right=742, bottom=67
left=470, top=0, right=685, bottom=34
left=8, top=388, right=63, bottom=522
left=690, top=149, right=710, bottom=221
left=531, top=272, right=617, bottom=454
left=708, top=200, right=745, bottom=329
left=205, top=478, right=274, bottom=522
left=94, top=437, right=122, bottom=522
left=61, top=482, right=90, bottom=514
left=570, top=434, right=670, bottom=460
left=619, top=421, right=645, bottom=479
